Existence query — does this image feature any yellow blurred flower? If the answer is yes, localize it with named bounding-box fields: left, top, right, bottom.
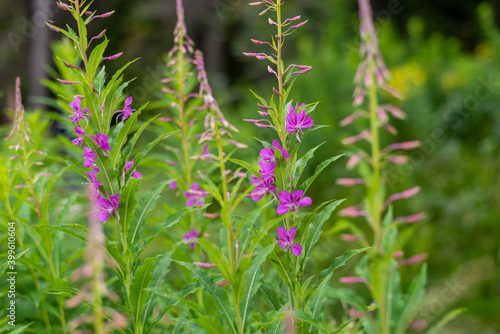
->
left=388, top=62, right=427, bottom=96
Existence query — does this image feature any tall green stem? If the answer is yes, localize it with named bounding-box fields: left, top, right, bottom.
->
left=368, top=61, right=388, bottom=334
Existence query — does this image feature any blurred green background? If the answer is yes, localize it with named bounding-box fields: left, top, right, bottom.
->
left=1, top=0, right=499, bottom=332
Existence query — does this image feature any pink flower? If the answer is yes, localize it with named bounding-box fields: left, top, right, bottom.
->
left=276, top=190, right=312, bottom=215
left=250, top=174, right=277, bottom=201
left=276, top=227, right=302, bottom=256
left=85, top=171, right=102, bottom=190
left=90, top=133, right=110, bottom=151
left=184, top=182, right=208, bottom=207
left=72, top=125, right=86, bottom=146
left=69, top=95, right=90, bottom=123
left=96, top=194, right=120, bottom=222
left=124, top=160, right=142, bottom=179
left=115, top=96, right=135, bottom=121
left=183, top=228, right=201, bottom=248
left=83, top=147, right=95, bottom=168
left=286, top=103, right=314, bottom=142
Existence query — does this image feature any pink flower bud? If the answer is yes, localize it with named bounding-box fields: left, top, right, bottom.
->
left=341, top=234, right=362, bottom=242
left=409, top=320, right=427, bottom=329
left=103, top=52, right=123, bottom=60
left=193, top=262, right=215, bottom=268
left=386, top=155, right=408, bottom=164
left=340, top=276, right=368, bottom=284
left=398, top=253, right=427, bottom=266
left=385, top=186, right=421, bottom=207
left=339, top=205, right=367, bottom=217
left=393, top=250, right=404, bottom=259
left=217, top=280, right=230, bottom=287
left=394, top=212, right=427, bottom=224
left=347, top=153, right=363, bottom=170
left=336, top=178, right=365, bottom=186
left=57, top=79, right=79, bottom=85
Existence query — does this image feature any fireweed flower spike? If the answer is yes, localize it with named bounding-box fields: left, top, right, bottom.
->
left=276, top=190, right=312, bottom=215
left=183, top=228, right=201, bottom=248
left=184, top=182, right=208, bottom=207
left=276, top=227, right=302, bottom=256
left=286, top=102, right=314, bottom=141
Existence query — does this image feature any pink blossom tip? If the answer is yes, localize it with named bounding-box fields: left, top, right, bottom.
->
left=398, top=253, right=427, bottom=266
left=341, top=234, right=363, bottom=242
left=336, top=178, right=365, bottom=186
left=103, top=52, right=123, bottom=60
left=193, top=262, right=215, bottom=268
left=340, top=276, right=368, bottom=284
left=394, top=212, right=427, bottom=224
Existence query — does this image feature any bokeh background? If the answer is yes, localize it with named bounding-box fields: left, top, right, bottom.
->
left=1, top=0, right=499, bottom=332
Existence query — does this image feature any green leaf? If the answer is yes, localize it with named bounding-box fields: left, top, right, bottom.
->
left=228, top=158, right=260, bottom=178
left=142, top=245, right=179, bottom=330
left=396, top=263, right=427, bottom=333
left=0, top=248, right=30, bottom=276
left=87, top=39, right=108, bottom=81
left=199, top=239, right=232, bottom=281
left=299, top=199, right=346, bottom=274
left=83, top=136, right=119, bottom=196
left=109, top=102, right=148, bottom=168
left=240, top=243, right=274, bottom=329
left=273, top=142, right=290, bottom=192
left=177, top=318, right=207, bottom=334
left=305, top=248, right=368, bottom=306
left=118, top=178, right=140, bottom=245
left=299, top=154, right=344, bottom=193
left=46, top=155, right=87, bottom=179
left=138, top=207, right=201, bottom=259
left=292, top=142, right=325, bottom=187
left=264, top=235, right=294, bottom=291
left=127, top=180, right=169, bottom=246
left=427, top=308, right=466, bottom=334
left=175, top=261, right=237, bottom=334
left=130, top=256, right=158, bottom=329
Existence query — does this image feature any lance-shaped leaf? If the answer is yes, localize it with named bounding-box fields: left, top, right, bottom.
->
left=305, top=248, right=368, bottom=306
left=199, top=239, right=232, bottom=281
left=175, top=261, right=237, bottom=334
left=108, top=102, right=148, bottom=168
left=87, top=39, right=108, bottom=81
left=395, top=263, right=427, bottom=333
left=240, top=243, right=274, bottom=329
left=298, top=199, right=346, bottom=274
left=426, top=308, right=466, bottom=334
left=263, top=235, right=295, bottom=291
left=228, top=158, right=260, bottom=180
left=141, top=244, right=179, bottom=330
left=130, top=256, right=158, bottom=329
left=119, top=178, right=139, bottom=243
left=127, top=180, right=169, bottom=246
left=177, top=318, right=207, bottom=334
left=299, top=154, right=344, bottom=193
left=292, top=142, right=325, bottom=187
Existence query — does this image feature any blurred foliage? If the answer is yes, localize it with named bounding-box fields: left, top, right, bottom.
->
left=1, top=0, right=499, bottom=331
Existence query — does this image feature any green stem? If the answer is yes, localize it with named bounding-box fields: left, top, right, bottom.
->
left=368, top=62, right=388, bottom=334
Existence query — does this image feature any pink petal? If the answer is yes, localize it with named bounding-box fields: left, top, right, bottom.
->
left=276, top=204, right=290, bottom=215
left=98, top=210, right=110, bottom=222
left=288, top=227, right=297, bottom=240
left=291, top=190, right=304, bottom=203
left=298, top=196, right=312, bottom=207
left=276, top=227, right=288, bottom=240
left=278, top=191, right=291, bottom=205
left=291, top=244, right=302, bottom=256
